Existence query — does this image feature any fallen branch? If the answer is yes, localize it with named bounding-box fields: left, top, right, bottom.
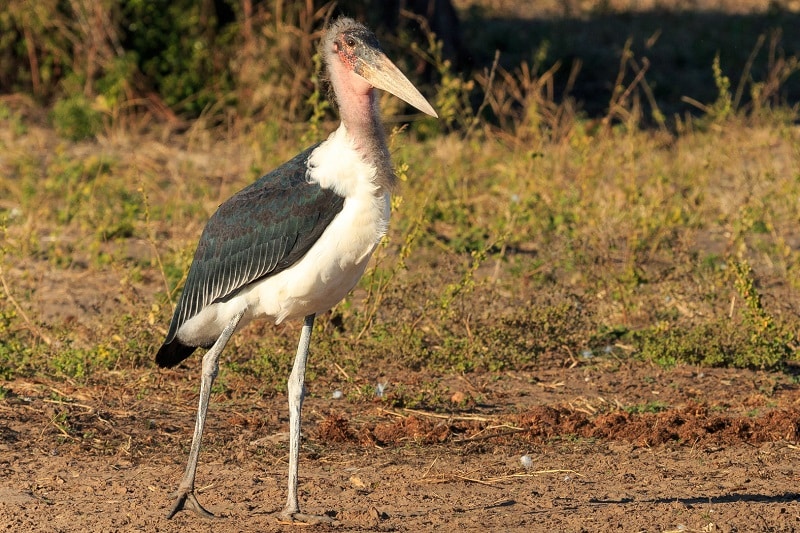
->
left=419, top=469, right=582, bottom=486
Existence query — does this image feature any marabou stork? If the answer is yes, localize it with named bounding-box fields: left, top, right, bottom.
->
left=156, top=17, right=437, bottom=522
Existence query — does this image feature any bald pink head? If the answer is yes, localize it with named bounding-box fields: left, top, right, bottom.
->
left=321, top=17, right=438, bottom=125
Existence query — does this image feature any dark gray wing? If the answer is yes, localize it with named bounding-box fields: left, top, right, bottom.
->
left=158, top=143, right=345, bottom=356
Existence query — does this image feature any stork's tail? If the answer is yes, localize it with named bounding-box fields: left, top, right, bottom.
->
left=155, top=338, right=197, bottom=368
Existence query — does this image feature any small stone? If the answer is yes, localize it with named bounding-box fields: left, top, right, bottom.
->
left=349, top=475, right=369, bottom=492
left=450, top=391, right=467, bottom=404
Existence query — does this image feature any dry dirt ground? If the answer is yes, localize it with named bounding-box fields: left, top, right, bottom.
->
left=3, top=354, right=800, bottom=532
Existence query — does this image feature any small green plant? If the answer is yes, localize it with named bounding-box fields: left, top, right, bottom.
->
left=0, top=236, right=38, bottom=379
left=709, top=52, right=733, bottom=121
left=630, top=261, right=793, bottom=370
left=49, top=344, right=92, bottom=380
left=438, top=245, right=491, bottom=320
left=51, top=94, right=103, bottom=141
left=228, top=342, right=293, bottom=393
left=730, top=259, right=793, bottom=365
left=0, top=102, right=27, bottom=137
left=346, top=383, right=379, bottom=403
left=354, top=187, right=425, bottom=340
left=407, top=13, right=474, bottom=134
left=624, top=401, right=669, bottom=414
left=51, top=410, right=73, bottom=438
left=301, top=50, right=331, bottom=145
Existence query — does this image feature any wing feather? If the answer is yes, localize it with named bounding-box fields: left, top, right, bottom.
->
left=162, top=143, right=345, bottom=347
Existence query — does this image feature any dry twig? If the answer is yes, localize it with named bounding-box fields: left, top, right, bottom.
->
left=0, top=266, right=51, bottom=345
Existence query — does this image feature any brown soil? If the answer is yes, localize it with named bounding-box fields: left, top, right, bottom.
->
left=3, top=356, right=800, bottom=532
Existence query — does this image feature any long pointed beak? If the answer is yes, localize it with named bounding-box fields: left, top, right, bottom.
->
left=355, top=52, right=438, bottom=118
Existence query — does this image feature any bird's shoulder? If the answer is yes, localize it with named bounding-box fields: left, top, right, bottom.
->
left=202, top=142, right=343, bottom=237
left=217, top=143, right=321, bottom=208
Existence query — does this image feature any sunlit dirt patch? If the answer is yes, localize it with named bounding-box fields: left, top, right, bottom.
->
left=312, top=404, right=800, bottom=450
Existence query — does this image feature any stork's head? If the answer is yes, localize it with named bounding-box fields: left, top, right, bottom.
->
left=322, top=17, right=438, bottom=118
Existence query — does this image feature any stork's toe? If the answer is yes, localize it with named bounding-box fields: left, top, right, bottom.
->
left=167, top=490, right=217, bottom=519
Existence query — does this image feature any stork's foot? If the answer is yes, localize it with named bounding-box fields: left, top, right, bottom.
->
left=278, top=509, right=337, bottom=525
left=166, top=490, right=216, bottom=520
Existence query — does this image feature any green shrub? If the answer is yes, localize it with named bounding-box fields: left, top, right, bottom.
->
left=51, top=94, right=103, bottom=140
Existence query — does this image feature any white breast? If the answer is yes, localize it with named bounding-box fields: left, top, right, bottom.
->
left=176, top=125, right=390, bottom=344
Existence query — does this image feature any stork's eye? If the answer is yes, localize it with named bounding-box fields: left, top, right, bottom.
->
left=346, top=37, right=356, bottom=47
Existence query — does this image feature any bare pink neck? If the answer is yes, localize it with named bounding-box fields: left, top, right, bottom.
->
left=330, top=69, right=394, bottom=190
left=337, top=88, right=381, bottom=144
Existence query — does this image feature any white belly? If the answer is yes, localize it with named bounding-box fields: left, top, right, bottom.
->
left=175, top=125, right=389, bottom=345
left=251, top=188, right=389, bottom=323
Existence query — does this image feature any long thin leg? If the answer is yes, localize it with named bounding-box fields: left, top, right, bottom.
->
left=166, top=309, right=245, bottom=519
left=279, top=314, right=333, bottom=524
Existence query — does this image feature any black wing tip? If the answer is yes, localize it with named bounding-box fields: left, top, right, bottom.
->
left=155, top=339, right=197, bottom=368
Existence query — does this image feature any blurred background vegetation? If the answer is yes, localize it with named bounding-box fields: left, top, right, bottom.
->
left=2, top=0, right=799, bottom=138
left=1, top=0, right=800, bottom=387
left=1, top=0, right=468, bottom=136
